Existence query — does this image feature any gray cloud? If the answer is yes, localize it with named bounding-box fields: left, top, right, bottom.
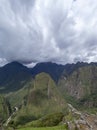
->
left=0, top=0, right=97, bottom=66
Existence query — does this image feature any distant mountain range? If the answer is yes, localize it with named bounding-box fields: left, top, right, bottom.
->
left=1, top=61, right=97, bottom=128
left=0, top=61, right=97, bottom=92
left=0, top=62, right=32, bottom=93
left=1, top=61, right=97, bottom=107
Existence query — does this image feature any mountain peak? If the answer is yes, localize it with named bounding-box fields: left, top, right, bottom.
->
left=5, top=61, right=24, bottom=67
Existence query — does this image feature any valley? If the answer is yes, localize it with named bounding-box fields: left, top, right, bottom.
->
left=0, top=62, right=97, bottom=130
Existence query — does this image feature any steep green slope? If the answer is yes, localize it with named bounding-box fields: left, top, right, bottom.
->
left=7, top=73, right=68, bottom=126
left=0, top=95, right=10, bottom=123
left=26, top=73, right=67, bottom=115
left=58, top=65, right=97, bottom=108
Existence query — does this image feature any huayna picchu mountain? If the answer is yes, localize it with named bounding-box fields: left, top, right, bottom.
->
left=6, top=72, right=67, bottom=127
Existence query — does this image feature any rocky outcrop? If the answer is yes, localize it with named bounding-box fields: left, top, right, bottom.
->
left=58, top=65, right=97, bottom=107
left=65, top=104, right=97, bottom=130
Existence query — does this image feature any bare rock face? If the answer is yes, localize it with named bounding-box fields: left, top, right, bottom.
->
left=58, top=65, right=97, bottom=107
left=65, top=104, right=97, bottom=130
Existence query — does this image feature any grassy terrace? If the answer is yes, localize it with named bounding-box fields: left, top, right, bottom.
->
left=16, top=125, right=67, bottom=130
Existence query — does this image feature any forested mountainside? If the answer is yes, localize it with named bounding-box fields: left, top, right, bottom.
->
left=1, top=61, right=97, bottom=107
left=1, top=62, right=97, bottom=129
left=0, top=96, right=11, bottom=123
left=58, top=65, right=97, bottom=108
left=0, top=61, right=97, bottom=93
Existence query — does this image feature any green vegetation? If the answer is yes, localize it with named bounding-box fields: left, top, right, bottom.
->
left=6, top=73, right=68, bottom=128
left=5, top=80, right=34, bottom=107
left=8, top=112, right=68, bottom=129
left=0, top=95, right=11, bottom=125
left=26, top=112, right=64, bottom=127
left=2, top=62, right=97, bottom=130
left=58, top=65, right=97, bottom=110
left=17, top=125, right=67, bottom=130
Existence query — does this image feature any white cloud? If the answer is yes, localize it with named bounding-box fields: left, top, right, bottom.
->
left=0, top=58, right=8, bottom=67
left=0, top=0, right=97, bottom=66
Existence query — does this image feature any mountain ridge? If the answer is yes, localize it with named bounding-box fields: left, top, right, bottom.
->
left=1, top=61, right=97, bottom=129
left=1, top=61, right=97, bottom=107
left=0, top=61, right=97, bottom=93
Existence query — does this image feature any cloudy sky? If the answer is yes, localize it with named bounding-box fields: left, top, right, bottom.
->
left=0, top=0, right=97, bottom=67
